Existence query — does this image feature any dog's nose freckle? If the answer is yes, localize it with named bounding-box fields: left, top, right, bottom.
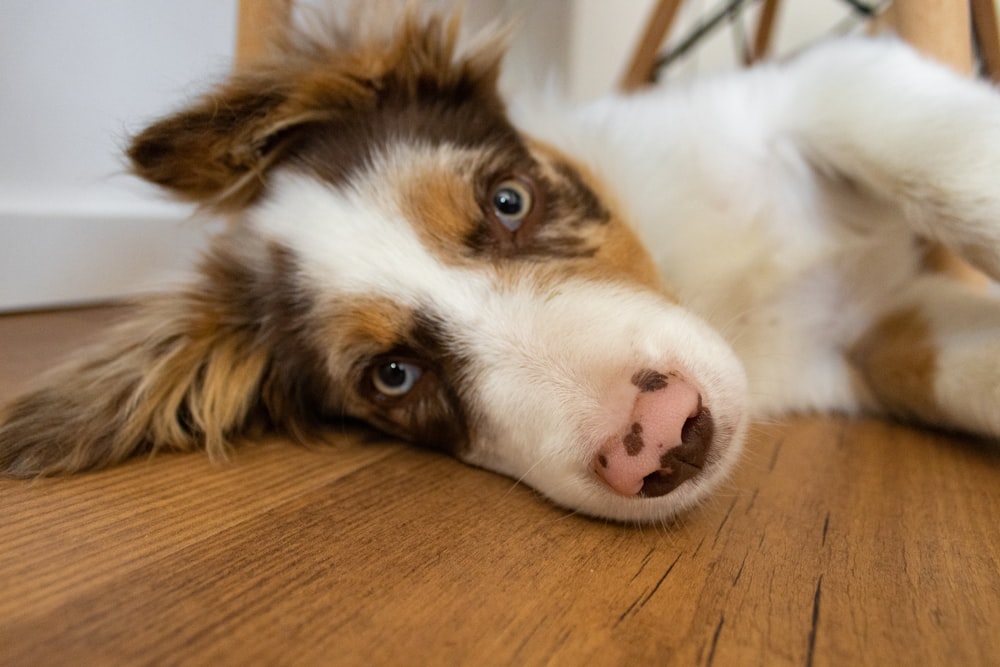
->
left=623, top=425, right=645, bottom=456
left=631, top=369, right=670, bottom=393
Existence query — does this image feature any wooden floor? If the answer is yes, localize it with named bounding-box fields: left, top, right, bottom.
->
left=1, top=306, right=999, bottom=666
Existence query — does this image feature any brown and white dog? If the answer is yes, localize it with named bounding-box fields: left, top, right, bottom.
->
left=2, top=12, right=1000, bottom=523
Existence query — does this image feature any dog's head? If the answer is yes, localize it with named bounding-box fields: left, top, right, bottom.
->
left=1, top=13, right=748, bottom=522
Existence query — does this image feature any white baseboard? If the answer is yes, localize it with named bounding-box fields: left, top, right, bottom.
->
left=0, top=209, right=212, bottom=312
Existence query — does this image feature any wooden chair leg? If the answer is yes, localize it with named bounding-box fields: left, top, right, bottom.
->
left=971, top=0, right=1000, bottom=82
left=620, top=0, right=684, bottom=91
left=888, top=0, right=974, bottom=73
left=236, top=0, right=293, bottom=67
left=748, top=0, right=780, bottom=63
left=619, top=0, right=781, bottom=85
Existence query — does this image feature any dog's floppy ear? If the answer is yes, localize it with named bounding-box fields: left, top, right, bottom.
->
left=127, top=12, right=507, bottom=212
left=0, top=304, right=263, bottom=476
left=126, top=70, right=374, bottom=211
left=0, top=246, right=332, bottom=477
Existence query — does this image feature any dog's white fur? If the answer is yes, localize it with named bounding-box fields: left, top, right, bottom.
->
left=527, top=36, right=1000, bottom=421
left=2, top=17, right=999, bottom=523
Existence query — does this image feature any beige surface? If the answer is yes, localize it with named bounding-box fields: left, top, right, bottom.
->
left=1, top=306, right=999, bottom=665
left=235, top=0, right=292, bottom=67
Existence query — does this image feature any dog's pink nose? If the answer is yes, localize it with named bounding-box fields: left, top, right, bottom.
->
left=594, top=372, right=713, bottom=497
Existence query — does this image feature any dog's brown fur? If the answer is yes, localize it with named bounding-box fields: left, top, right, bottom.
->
left=0, top=12, right=514, bottom=477
left=850, top=307, right=943, bottom=424
left=129, top=12, right=507, bottom=212
left=0, top=241, right=338, bottom=476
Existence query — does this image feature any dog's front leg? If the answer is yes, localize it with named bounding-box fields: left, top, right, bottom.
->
left=781, top=36, right=1000, bottom=281
left=850, top=274, right=1000, bottom=440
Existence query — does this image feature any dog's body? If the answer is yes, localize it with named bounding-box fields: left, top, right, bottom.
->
left=2, top=15, right=1000, bottom=522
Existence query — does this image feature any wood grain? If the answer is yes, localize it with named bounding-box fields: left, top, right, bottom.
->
left=1, top=307, right=999, bottom=665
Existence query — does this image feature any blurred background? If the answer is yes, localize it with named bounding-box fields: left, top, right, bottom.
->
left=0, top=1, right=894, bottom=311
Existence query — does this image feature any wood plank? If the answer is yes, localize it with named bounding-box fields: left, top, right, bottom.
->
left=0, top=305, right=131, bottom=403
left=1, top=307, right=999, bottom=665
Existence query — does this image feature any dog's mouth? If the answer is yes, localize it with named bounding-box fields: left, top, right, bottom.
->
left=638, top=406, right=714, bottom=498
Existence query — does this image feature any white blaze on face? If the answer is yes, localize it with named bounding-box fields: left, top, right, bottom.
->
left=251, top=169, right=748, bottom=522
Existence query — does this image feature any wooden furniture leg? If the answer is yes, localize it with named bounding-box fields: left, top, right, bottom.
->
left=749, top=0, right=781, bottom=63
left=621, top=0, right=782, bottom=84
left=886, top=0, right=973, bottom=73
left=971, top=0, right=1000, bottom=82
left=620, top=0, right=684, bottom=91
left=236, top=0, right=292, bottom=67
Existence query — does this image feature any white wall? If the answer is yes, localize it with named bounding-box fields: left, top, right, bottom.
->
left=0, top=0, right=236, bottom=311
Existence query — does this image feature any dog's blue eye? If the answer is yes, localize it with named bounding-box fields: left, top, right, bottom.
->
left=491, top=179, right=533, bottom=232
left=372, top=361, right=423, bottom=397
